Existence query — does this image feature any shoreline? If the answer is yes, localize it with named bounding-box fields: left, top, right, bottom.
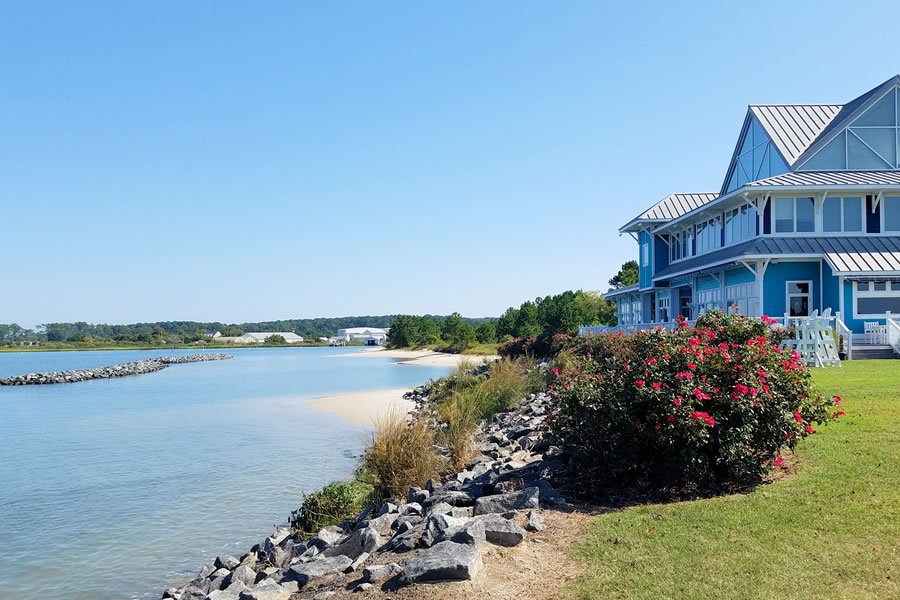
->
left=337, top=347, right=498, bottom=368
left=305, top=387, right=416, bottom=428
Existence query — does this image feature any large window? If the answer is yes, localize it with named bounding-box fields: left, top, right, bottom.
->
left=854, top=280, right=900, bottom=317
left=773, top=197, right=815, bottom=233
left=695, top=217, right=721, bottom=254
left=786, top=281, right=812, bottom=317
left=669, top=229, right=694, bottom=263
left=884, top=196, right=900, bottom=232
left=823, top=196, right=863, bottom=233
left=724, top=204, right=758, bottom=245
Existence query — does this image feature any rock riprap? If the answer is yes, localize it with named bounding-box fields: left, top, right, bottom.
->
left=161, top=370, right=572, bottom=599
left=0, top=353, right=231, bottom=386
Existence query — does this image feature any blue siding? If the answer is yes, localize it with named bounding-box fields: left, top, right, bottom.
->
left=725, top=267, right=755, bottom=286
left=653, top=234, right=669, bottom=274
left=841, top=280, right=884, bottom=334
left=762, top=261, right=821, bottom=317
left=697, top=275, right=719, bottom=291
left=822, top=262, right=841, bottom=316
left=639, top=230, right=653, bottom=289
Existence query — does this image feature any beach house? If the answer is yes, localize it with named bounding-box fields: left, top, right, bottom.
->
left=601, top=75, right=900, bottom=357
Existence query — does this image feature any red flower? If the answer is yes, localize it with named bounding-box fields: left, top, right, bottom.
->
left=794, top=412, right=803, bottom=423
left=634, top=379, right=645, bottom=389
left=834, top=409, right=846, bottom=419
left=692, top=388, right=710, bottom=401
left=833, top=395, right=842, bottom=406
left=667, top=414, right=676, bottom=423
left=786, top=432, right=792, bottom=439
left=687, top=362, right=697, bottom=370
left=673, top=396, right=682, bottom=406
left=806, top=424, right=815, bottom=434
left=690, top=411, right=716, bottom=426
left=774, top=456, right=784, bottom=467
left=551, top=367, right=559, bottom=375
left=654, top=424, right=662, bottom=431
left=652, top=382, right=662, bottom=390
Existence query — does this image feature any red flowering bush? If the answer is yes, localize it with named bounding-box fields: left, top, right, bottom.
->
left=548, top=312, right=839, bottom=491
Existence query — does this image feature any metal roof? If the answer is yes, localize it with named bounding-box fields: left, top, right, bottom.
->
left=653, top=236, right=900, bottom=281
left=748, top=171, right=900, bottom=187
left=603, top=283, right=640, bottom=299
left=750, top=105, right=842, bottom=165
left=620, top=193, right=719, bottom=233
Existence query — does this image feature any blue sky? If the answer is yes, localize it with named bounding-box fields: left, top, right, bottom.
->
left=3, top=1, right=900, bottom=326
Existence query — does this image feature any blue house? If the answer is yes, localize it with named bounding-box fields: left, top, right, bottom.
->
left=604, top=75, right=900, bottom=357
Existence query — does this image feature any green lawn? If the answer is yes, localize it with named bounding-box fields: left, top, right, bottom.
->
left=567, top=360, right=900, bottom=600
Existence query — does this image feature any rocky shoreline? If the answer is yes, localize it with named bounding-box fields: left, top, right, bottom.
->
left=161, top=370, right=571, bottom=600
left=0, top=353, right=232, bottom=386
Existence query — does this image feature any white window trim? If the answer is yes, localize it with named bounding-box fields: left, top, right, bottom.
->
left=852, top=280, right=900, bottom=319
left=881, top=195, right=900, bottom=233
left=772, top=196, right=816, bottom=235
left=785, top=280, right=813, bottom=317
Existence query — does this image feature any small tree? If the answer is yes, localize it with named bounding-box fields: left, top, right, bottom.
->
left=608, top=260, right=639, bottom=290
left=476, top=320, right=497, bottom=343
left=265, top=334, right=287, bottom=345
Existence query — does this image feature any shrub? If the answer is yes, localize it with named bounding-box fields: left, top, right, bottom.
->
left=499, top=332, right=574, bottom=359
left=363, top=410, right=445, bottom=503
left=437, top=391, right=482, bottom=470
left=429, top=360, right=484, bottom=403
left=550, top=312, right=839, bottom=492
left=289, top=479, right=373, bottom=536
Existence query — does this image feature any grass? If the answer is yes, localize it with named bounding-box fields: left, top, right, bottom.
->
left=363, top=409, right=445, bottom=503
left=462, top=342, right=500, bottom=355
left=566, top=360, right=900, bottom=599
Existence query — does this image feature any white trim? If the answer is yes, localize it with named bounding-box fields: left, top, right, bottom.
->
left=786, top=280, right=814, bottom=317
left=881, top=194, right=900, bottom=233
left=851, top=279, right=900, bottom=319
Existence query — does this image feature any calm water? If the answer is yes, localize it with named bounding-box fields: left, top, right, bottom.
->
left=0, top=347, right=450, bottom=600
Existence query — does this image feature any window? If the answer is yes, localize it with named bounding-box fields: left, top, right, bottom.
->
left=724, top=203, right=758, bottom=244
left=773, top=197, right=815, bottom=233
left=696, top=289, right=722, bottom=315
left=641, top=242, right=649, bottom=267
left=823, top=196, right=863, bottom=233
left=695, top=217, right=721, bottom=254
left=854, top=280, right=900, bottom=317
left=786, top=281, right=812, bottom=317
left=726, top=283, right=757, bottom=317
left=657, top=296, right=670, bottom=322
left=884, top=196, right=900, bottom=232
left=669, top=229, right=694, bottom=263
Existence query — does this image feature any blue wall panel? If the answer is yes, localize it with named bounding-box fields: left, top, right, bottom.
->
left=697, top=275, right=720, bottom=291
left=762, top=261, right=821, bottom=317
left=653, top=234, right=669, bottom=274
left=639, top=230, right=653, bottom=290
left=725, top=267, right=755, bottom=286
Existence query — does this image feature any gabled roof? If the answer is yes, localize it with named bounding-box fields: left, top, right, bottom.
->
left=794, top=75, right=900, bottom=168
left=653, top=236, right=900, bottom=282
left=749, top=104, right=842, bottom=165
left=619, top=193, right=719, bottom=233
left=748, top=170, right=900, bottom=187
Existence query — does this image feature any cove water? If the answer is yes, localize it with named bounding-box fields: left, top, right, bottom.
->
left=0, top=347, right=451, bottom=600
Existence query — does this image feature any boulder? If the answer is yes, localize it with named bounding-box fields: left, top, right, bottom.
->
left=355, top=582, right=373, bottom=592
left=308, top=526, right=343, bottom=550
left=215, top=555, right=241, bottom=571
left=376, top=501, right=399, bottom=516
left=367, top=511, right=398, bottom=536
left=208, top=580, right=247, bottom=600
left=527, top=510, right=545, bottom=532
left=442, top=519, right=486, bottom=547
left=407, top=487, right=430, bottom=504
left=224, top=565, right=257, bottom=589
left=238, top=580, right=293, bottom=600
left=474, top=486, right=539, bottom=515
left=400, top=502, right=423, bottom=516
left=322, top=525, right=380, bottom=560
left=430, top=502, right=454, bottom=516
left=419, top=514, right=466, bottom=548
left=362, top=563, right=402, bottom=583
left=398, top=541, right=483, bottom=585
left=475, top=514, right=526, bottom=547
left=345, top=552, right=369, bottom=573
left=384, top=528, right=418, bottom=553
left=428, top=490, right=475, bottom=507
left=285, top=555, right=354, bottom=585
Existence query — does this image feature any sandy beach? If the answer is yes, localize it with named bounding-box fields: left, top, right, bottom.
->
left=336, top=347, right=498, bottom=367
left=305, top=387, right=415, bottom=428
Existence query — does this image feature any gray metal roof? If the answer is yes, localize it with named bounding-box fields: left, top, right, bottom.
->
left=750, top=105, right=842, bottom=165
left=653, top=236, right=900, bottom=281
left=748, top=171, right=900, bottom=187
left=603, top=283, right=640, bottom=299
left=620, top=193, right=719, bottom=232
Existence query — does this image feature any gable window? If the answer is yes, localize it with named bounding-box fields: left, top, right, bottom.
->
left=773, top=197, right=815, bottom=233
left=884, top=196, right=900, bottom=232
left=823, top=196, right=863, bottom=233
left=786, top=281, right=812, bottom=317
left=854, top=280, right=900, bottom=318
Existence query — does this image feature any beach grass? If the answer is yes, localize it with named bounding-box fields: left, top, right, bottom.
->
left=565, top=360, right=900, bottom=599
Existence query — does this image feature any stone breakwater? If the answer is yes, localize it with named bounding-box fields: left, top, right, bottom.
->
left=161, top=370, right=573, bottom=600
left=0, top=354, right=232, bottom=386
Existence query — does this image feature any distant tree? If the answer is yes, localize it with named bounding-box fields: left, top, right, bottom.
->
left=495, top=307, right=519, bottom=340
left=441, top=312, right=476, bottom=352
left=265, top=334, right=287, bottom=345
left=608, top=260, right=639, bottom=290
left=220, top=326, right=244, bottom=337
left=476, top=320, right=497, bottom=343
left=514, top=301, right=542, bottom=337
left=573, top=290, right=617, bottom=326
left=387, top=315, right=441, bottom=348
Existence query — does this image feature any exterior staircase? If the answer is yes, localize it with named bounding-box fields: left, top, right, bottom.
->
left=852, top=344, right=897, bottom=360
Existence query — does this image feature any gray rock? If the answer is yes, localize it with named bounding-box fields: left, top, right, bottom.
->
left=475, top=513, right=527, bottom=546
left=285, top=555, right=354, bottom=585
left=297, top=544, right=319, bottom=563
left=215, top=555, right=241, bottom=571
left=355, top=582, right=373, bottom=592
left=527, top=510, right=545, bottom=532
left=537, top=480, right=572, bottom=510
left=377, top=501, right=399, bottom=516
left=362, top=563, right=402, bottom=583
left=407, top=487, right=430, bottom=504
left=443, top=519, right=486, bottom=547
left=367, top=511, right=398, bottom=536
left=322, top=525, right=380, bottom=560
left=345, top=551, right=369, bottom=573
left=398, top=541, right=483, bottom=585
left=384, top=528, right=418, bottom=553
left=449, top=507, right=473, bottom=519
left=210, top=568, right=231, bottom=579
left=474, top=486, right=539, bottom=515
left=224, top=565, right=257, bottom=589
left=198, top=565, right=216, bottom=579
left=268, top=544, right=293, bottom=569
left=312, top=593, right=336, bottom=600
left=208, top=580, right=247, bottom=600
left=430, top=501, right=454, bottom=516
left=400, top=502, right=423, bottom=516
left=262, top=527, right=291, bottom=553
left=309, top=526, right=344, bottom=550
left=238, top=580, right=293, bottom=600
left=428, top=490, right=475, bottom=507
left=420, top=514, right=466, bottom=548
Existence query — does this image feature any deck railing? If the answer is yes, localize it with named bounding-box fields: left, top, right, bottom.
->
left=887, top=317, right=900, bottom=355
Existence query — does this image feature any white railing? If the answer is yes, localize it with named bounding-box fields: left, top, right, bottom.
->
left=835, top=312, right=853, bottom=361
left=887, top=317, right=900, bottom=355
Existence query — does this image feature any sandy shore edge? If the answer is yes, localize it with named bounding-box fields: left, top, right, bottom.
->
left=335, top=347, right=498, bottom=367
left=305, top=388, right=416, bottom=428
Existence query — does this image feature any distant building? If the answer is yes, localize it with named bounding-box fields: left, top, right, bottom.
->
left=328, top=327, right=389, bottom=346
left=218, top=332, right=304, bottom=344
left=204, top=330, right=222, bottom=339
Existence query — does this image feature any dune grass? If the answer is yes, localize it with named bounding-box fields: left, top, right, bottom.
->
left=566, top=360, right=900, bottom=600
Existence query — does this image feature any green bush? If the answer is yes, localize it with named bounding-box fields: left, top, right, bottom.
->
left=550, top=312, right=840, bottom=492
left=289, top=480, right=373, bottom=536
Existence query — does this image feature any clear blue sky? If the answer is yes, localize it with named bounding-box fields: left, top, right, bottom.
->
left=3, top=1, right=900, bottom=327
